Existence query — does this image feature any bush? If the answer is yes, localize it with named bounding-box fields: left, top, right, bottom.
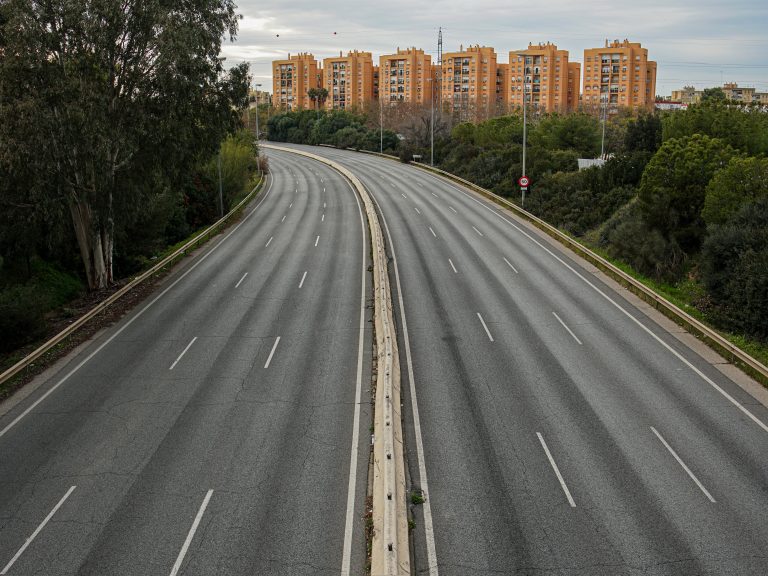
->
left=0, top=285, right=47, bottom=352
left=601, top=199, right=687, bottom=279
left=701, top=198, right=768, bottom=340
left=638, top=134, right=735, bottom=256
left=703, top=156, right=768, bottom=227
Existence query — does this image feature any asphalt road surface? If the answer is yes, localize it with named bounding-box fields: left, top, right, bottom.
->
left=0, top=150, right=372, bottom=576
left=284, top=144, right=768, bottom=576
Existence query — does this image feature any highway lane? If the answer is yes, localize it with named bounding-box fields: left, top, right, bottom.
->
left=0, top=151, right=372, bottom=575
left=284, top=144, right=768, bottom=576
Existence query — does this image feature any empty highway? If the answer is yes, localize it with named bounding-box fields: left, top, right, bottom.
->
left=0, top=151, right=372, bottom=575
left=281, top=144, right=768, bottom=576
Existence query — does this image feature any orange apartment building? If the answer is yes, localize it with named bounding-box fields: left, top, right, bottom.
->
left=322, top=50, right=376, bottom=110
left=508, top=42, right=577, bottom=113
left=567, top=62, right=582, bottom=110
left=582, top=39, right=657, bottom=109
left=441, top=45, right=498, bottom=118
left=272, top=53, right=320, bottom=111
left=379, top=47, right=434, bottom=105
left=496, top=63, right=510, bottom=112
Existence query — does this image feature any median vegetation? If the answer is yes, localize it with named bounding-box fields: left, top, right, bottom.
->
left=268, top=101, right=768, bottom=358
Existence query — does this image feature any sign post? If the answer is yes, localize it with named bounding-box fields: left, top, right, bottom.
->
left=518, top=176, right=530, bottom=209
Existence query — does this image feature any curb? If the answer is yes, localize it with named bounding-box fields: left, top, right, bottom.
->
left=263, top=144, right=410, bottom=575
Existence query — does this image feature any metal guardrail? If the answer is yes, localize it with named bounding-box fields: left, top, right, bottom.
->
left=0, top=177, right=266, bottom=390
left=407, top=161, right=768, bottom=386
left=313, top=143, right=768, bottom=385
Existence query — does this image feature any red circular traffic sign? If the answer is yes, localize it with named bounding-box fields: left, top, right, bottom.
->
left=518, top=176, right=530, bottom=187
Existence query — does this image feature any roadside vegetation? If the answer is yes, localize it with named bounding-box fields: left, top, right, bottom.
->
left=0, top=1, right=259, bottom=357
left=268, top=100, right=768, bottom=358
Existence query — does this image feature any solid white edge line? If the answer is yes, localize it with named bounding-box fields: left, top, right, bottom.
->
left=368, top=182, right=439, bottom=575
left=472, top=225, right=484, bottom=237
left=437, top=177, right=768, bottom=435
left=429, top=227, right=437, bottom=238
left=315, top=235, right=320, bottom=247
left=264, top=336, right=281, bottom=369
left=536, top=432, right=576, bottom=508
left=265, top=236, right=273, bottom=247
left=552, top=312, right=583, bottom=346
left=0, top=486, right=77, bottom=575
left=299, top=270, right=307, bottom=289
left=503, top=257, right=519, bottom=274
left=235, top=272, right=248, bottom=288
left=0, top=175, right=274, bottom=440
left=341, top=175, right=368, bottom=576
left=169, top=337, right=198, bottom=370
left=650, top=426, right=716, bottom=503
left=448, top=259, right=458, bottom=274
left=476, top=312, right=494, bottom=342
left=168, top=489, right=214, bottom=576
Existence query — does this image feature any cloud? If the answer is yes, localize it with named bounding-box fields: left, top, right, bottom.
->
left=227, top=0, right=768, bottom=95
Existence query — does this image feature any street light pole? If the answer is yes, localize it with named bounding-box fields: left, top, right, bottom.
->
left=380, top=89, right=383, bottom=154
left=254, top=83, right=262, bottom=141
left=600, top=94, right=607, bottom=158
left=515, top=52, right=529, bottom=210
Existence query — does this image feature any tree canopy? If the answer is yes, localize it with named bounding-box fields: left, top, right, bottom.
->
left=0, top=0, right=248, bottom=289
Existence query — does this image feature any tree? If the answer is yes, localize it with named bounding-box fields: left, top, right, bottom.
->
left=662, top=100, right=768, bottom=156
left=307, top=87, right=329, bottom=118
left=701, top=87, right=726, bottom=103
left=701, top=197, right=768, bottom=340
left=624, top=112, right=662, bottom=153
left=531, top=113, right=600, bottom=158
left=703, top=157, right=768, bottom=227
left=638, top=134, right=735, bottom=255
left=0, top=0, right=247, bottom=289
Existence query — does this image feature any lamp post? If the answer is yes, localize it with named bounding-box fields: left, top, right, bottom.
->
left=253, top=83, right=262, bottom=141
left=380, top=87, right=384, bottom=154
left=514, top=52, right=529, bottom=209
left=600, top=93, right=607, bottom=158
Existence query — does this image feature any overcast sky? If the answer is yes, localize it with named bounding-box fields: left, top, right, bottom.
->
left=222, top=0, right=768, bottom=96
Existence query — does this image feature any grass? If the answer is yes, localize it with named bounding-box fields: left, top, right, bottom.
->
left=580, top=240, right=768, bottom=371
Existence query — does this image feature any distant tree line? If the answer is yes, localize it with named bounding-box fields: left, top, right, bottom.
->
left=0, top=0, right=257, bottom=353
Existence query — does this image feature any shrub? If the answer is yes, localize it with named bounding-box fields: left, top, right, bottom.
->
left=0, top=285, right=46, bottom=352
left=701, top=198, right=768, bottom=340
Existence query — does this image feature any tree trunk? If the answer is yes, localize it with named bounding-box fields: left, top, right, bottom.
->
left=69, top=197, right=112, bottom=290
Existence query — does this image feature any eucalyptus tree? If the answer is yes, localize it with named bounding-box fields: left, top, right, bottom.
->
left=0, top=0, right=249, bottom=289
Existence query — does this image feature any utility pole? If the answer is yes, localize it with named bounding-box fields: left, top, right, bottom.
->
left=522, top=82, right=527, bottom=209
left=254, top=83, right=262, bottom=141
left=514, top=51, right=529, bottom=209
left=600, top=94, right=607, bottom=158
left=437, top=27, right=443, bottom=112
